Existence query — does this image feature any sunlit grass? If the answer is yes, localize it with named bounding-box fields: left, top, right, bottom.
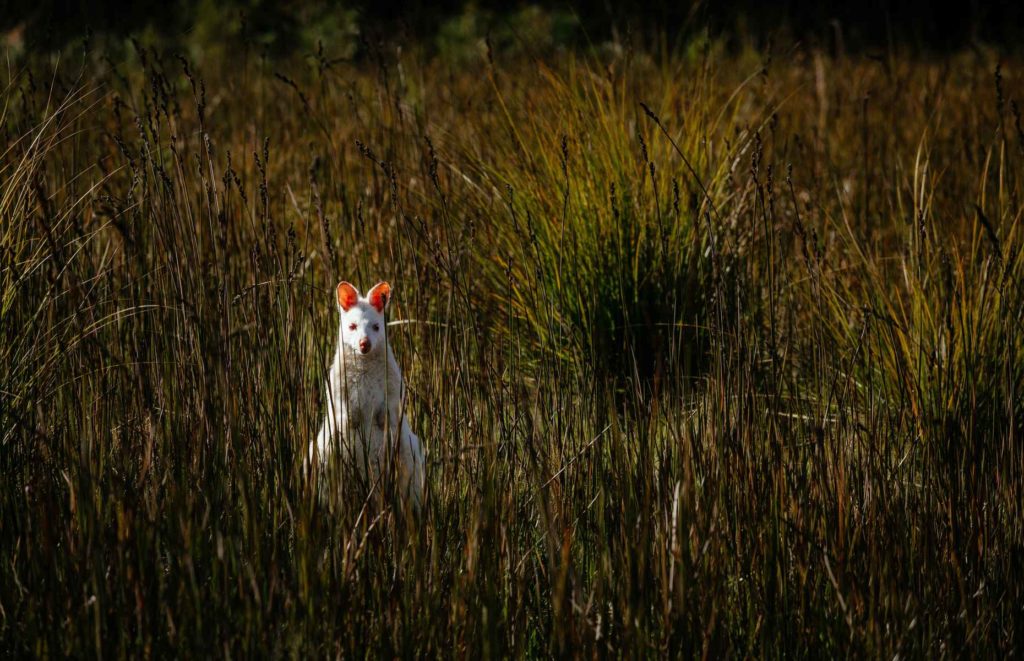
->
left=1, top=41, right=1022, bottom=656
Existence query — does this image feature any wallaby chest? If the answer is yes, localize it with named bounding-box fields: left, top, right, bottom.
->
left=337, top=361, right=395, bottom=436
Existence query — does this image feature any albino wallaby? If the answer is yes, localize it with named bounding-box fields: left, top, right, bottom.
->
left=310, top=281, right=424, bottom=510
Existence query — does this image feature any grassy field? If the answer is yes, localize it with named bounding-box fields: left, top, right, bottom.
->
left=2, top=37, right=1023, bottom=656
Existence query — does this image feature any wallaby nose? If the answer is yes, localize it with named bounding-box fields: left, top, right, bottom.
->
left=359, top=338, right=371, bottom=353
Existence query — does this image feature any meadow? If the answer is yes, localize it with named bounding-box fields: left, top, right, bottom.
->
left=2, top=36, right=1023, bottom=656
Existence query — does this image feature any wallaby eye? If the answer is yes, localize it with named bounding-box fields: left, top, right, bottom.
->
left=348, top=323, right=357, bottom=331
left=372, top=323, right=380, bottom=332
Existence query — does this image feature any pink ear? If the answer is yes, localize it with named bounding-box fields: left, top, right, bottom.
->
left=367, top=281, right=391, bottom=313
left=337, top=281, right=359, bottom=311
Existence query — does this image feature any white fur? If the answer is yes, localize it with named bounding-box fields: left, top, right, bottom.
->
left=310, top=282, right=425, bottom=511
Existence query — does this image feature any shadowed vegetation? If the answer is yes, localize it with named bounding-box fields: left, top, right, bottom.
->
left=2, top=36, right=1023, bottom=656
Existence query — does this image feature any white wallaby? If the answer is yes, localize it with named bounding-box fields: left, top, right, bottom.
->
left=310, top=281, right=424, bottom=511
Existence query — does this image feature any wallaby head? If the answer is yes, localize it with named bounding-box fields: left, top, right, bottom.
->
left=336, top=281, right=391, bottom=355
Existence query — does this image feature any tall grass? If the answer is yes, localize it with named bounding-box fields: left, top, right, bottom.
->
left=2, top=41, right=1022, bottom=656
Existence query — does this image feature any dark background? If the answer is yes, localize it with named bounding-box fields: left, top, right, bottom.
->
left=2, top=0, right=1022, bottom=58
